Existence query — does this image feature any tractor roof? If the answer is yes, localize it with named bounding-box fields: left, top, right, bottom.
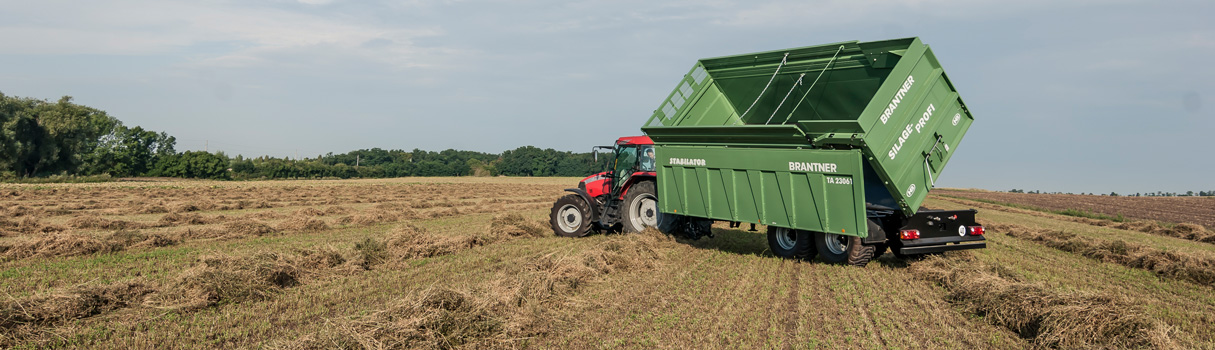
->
left=615, top=135, right=653, bottom=146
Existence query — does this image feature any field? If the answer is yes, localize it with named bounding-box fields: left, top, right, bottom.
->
left=2, top=178, right=1214, bottom=349
left=934, top=189, right=1215, bottom=229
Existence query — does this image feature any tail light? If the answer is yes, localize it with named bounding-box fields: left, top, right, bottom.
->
left=969, top=226, right=985, bottom=236
left=899, top=229, right=921, bottom=240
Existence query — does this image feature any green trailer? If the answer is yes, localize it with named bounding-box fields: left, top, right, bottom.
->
left=641, top=37, right=985, bottom=265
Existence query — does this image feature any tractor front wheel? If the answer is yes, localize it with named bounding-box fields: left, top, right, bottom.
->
left=550, top=194, right=592, bottom=237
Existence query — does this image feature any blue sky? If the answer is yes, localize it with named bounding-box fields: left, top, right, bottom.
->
left=1, top=0, right=1211, bottom=194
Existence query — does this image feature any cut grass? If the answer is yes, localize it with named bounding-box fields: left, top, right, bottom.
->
left=3, top=179, right=1215, bottom=348
left=992, top=223, right=1215, bottom=287
left=910, top=252, right=1174, bottom=349
left=928, top=197, right=1215, bottom=346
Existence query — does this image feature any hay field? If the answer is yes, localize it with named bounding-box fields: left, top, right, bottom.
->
left=1, top=178, right=1213, bottom=349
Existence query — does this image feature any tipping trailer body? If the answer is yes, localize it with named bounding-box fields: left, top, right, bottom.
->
left=641, top=37, right=974, bottom=239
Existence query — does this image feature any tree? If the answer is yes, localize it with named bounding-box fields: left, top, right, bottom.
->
left=33, top=96, right=120, bottom=174
left=151, top=151, right=229, bottom=179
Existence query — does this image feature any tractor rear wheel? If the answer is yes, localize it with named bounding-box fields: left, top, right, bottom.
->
left=550, top=194, right=592, bottom=237
left=815, top=231, right=875, bottom=266
left=622, top=181, right=659, bottom=233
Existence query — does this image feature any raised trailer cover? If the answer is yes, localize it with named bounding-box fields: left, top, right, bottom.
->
left=643, top=37, right=973, bottom=223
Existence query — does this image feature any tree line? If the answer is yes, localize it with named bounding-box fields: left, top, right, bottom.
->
left=1, top=93, right=611, bottom=181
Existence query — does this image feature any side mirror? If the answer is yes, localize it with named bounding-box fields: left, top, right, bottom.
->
left=591, top=145, right=613, bottom=163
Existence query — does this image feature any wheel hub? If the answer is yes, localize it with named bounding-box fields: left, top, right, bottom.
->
left=823, top=232, right=848, bottom=255
left=774, top=227, right=796, bottom=250
left=629, top=194, right=659, bottom=230
left=557, top=204, right=582, bottom=232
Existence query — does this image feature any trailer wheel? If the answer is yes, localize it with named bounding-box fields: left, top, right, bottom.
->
left=815, top=231, right=875, bottom=266
left=767, top=226, right=816, bottom=260
left=622, top=181, right=659, bottom=233
left=550, top=194, right=592, bottom=237
left=657, top=212, right=685, bottom=236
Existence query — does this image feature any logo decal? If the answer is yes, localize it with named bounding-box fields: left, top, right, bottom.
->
left=879, top=75, right=915, bottom=125
left=669, top=158, right=706, bottom=166
left=789, top=162, right=838, bottom=173
left=888, top=103, right=936, bottom=160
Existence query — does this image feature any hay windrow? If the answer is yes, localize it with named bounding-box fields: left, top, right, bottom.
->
left=0, top=280, right=156, bottom=331
left=487, top=213, right=548, bottom=239
left=171, top=201, right=217, bottom=213
left=276, top=217, right=331, bottom=232
left=106, top=230, right=178, bottom=248
left=297, top=247, right=348, bottom=270
left=135, top=203, right=169, bottom=214
left=911, top=253, right=1174, bottom=349
left=67, top=215, right=145, bottom=230
left=382, top=225, right=474, bottom=262
left=427, top=207, right=461, bottom=219
left=0, top=233, right=124, bottom=261
left=150, top=253, right=306, bottom=310
left=223, top=219, right=277, bottom=237
left=0, top=218, right=66, bottom=236
left=992, top=223, right=1215, bottom=286
left=292, top=230, right=671, bottom=350
left=295, top=208, right=326, bottom=217
left=323, top=206, right=352, bottom=215
left=338, top=209, right=406, bottom=226
left=158, top=212, right=219, bottom=226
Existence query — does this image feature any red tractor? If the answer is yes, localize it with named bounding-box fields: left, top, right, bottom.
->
left=550, top=136, right=663, bottom=236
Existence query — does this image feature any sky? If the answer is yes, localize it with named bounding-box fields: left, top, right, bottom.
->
left=0, top=0, right=1211, bottom=194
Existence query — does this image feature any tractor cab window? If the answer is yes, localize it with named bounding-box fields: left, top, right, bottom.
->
left=612, top=145, right=639, bottom=190
left=638, top=146, right=655, bottom=172
left=614, top=145, right=637, bottom=174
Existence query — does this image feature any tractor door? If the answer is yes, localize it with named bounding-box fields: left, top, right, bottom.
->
left=612, top=145, right=639, bottom=196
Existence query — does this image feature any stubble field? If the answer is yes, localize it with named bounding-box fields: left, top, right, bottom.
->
left=2, top=178, right=1214, bottom=349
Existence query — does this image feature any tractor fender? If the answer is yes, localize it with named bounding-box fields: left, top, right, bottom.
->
left=563, top=188, right=600, bottom=222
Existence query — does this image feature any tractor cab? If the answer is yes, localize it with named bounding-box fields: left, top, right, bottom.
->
left=584, top=136, right=655, bottom=199
left=609, top=136, right=656, bottom=196
left=551, top=136, right=661, bottom=237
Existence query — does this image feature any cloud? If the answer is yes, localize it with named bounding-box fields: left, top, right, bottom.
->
left=0, top=0, right=454, bottom=70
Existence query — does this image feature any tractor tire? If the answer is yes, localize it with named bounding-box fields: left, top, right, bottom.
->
left=767, top=226, right=816, bottom=260
left=866, top=219, right=888, bottom=259
left=815, top=231, right=875, bottom=266
left=550, top=194, right=592, bottom=237
left=622, top=181, right=660, bottom=233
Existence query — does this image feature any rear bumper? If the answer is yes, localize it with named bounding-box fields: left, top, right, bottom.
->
left=898, top=241, right=986, bottom=255
left=892, top=208, right=987, bottom=254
